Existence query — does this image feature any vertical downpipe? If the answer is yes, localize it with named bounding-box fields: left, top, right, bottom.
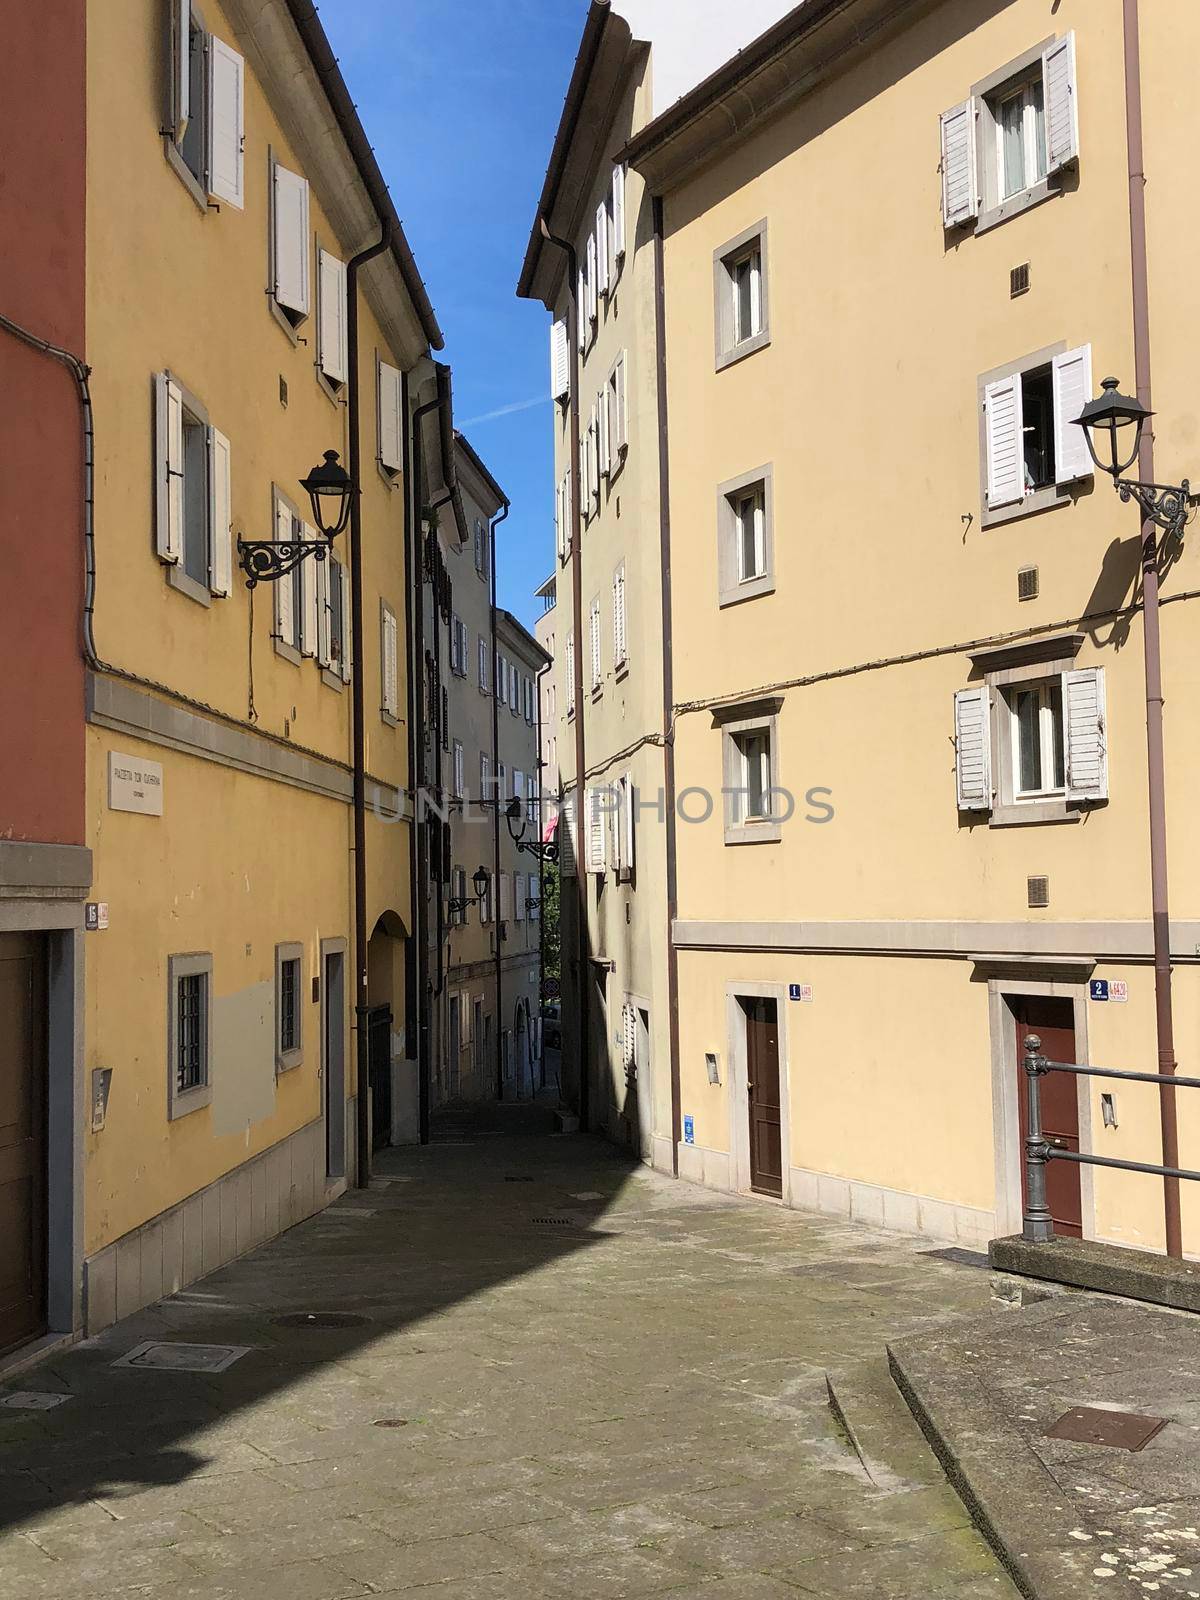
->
left=489, top=503, right=510, bottom=1098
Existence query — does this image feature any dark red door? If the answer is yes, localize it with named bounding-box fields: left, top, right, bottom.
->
left=745, top=998, right=782, bottom=1197
left=1014, top=996, right=1082, bottom=1238
left=0, top=933, right=47, bottom=1353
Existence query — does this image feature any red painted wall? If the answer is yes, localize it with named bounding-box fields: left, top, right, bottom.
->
left=0, top=0, right=88, bottom=845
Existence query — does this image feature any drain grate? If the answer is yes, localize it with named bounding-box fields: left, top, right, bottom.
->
left=373, top=1417, right=410, bottom=1428
left=530, top=1216, right=574, bottom=1226
left=271, top=1312, right=369, bottom=1330
left=0, top=1390, right=71, bottom=1411
left=505, top=1176, right=534, bottom=1183
left=113, top=1341, right=250, bottom=1374
left=921, top=1247, right=990, bottom=1270
left=1046, top=1406, right=1168, bottom=1452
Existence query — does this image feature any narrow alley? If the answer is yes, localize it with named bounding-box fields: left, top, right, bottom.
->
left=0, top=1112, right=1016, bottom=1599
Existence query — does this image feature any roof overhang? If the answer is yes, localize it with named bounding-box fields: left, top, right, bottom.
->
left=454, top=432, right=508, bottom=517
left=517, top=1, right=642, bottom=308
left=497, top=610, right=552, bottom=671
left=620, top=0, right=929, bottom=194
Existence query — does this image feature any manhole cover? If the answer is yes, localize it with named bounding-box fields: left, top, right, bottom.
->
left=113, top=1341, right=250, bottom=1374
left=1046, top=1406, right=1169, bottom=1452
left=0, top=1391, right=71, bottom=1411
left=921, top=1247, right=990, bottom=1269
left=271, top=1312, right=369, bottom=1330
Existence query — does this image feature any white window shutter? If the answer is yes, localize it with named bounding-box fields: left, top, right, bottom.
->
left=154, top=373, right=183, bottom=564
left=940, top=98, right=979, bottom=229
left=1043, top=33, right=1079, bottom=175
left=515, top=875, right=526, bottom=923
left=585, top=233, right=597, bottom=324
left=565, top=632, right=576, bottom=716
left=340, top=564, right=353, bottom=682
left=301, top=526, right=319, bottom=656
left=595, top=202, right=610, bottom=296
left=985, top=373, right=1025, bottom=508
left=559, top=791, right=577, bottom=877
left=173, top=0, right=191, bottom=139
left=613, top=564, right=627, bottom=666
left=586, top=787, right=607, bottom=874
left=272, top=165, right=310, bottom=316
left=550, top=317, right=570, bottom=402
left=207, top=38, right=244, bottom=209
left=318, top=250, right=349, bottom=385
left=274, top=499, right=296, bottom=648
left=563, top=468, right=572, bottom=555
left=478, top=636, right=488, bottom=691
left=378, top=360, right=403, bottom=472
left=613, top=352, right=628, bottom=452
left=597, top=382, right=611, bottom=477
left=589, top=598, right=601, bottom=689
left=1064, top=666, right=1108, bottom=802
left=1052, top=344, right=1093, bottom=485
left=577, top=267, right=587, bottom=351
left=207, top=427, right=232, bottom=597
left=612, top=164, right=626, bottom=261
left=316, top=554, right=332, bottom=667
left=954, top=686, right=992, bottom=811
left=382, top=609, right=398, bottom=716
left=621, top=774, right=636, bottom=880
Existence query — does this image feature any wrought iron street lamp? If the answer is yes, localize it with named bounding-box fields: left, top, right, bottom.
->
left=237, top=450, right=355, bottom=587
left=505, top=796, right=558, bottom=864
left=448, top=865, right=491, bottom=919
left=1075, top=377, right=1189, bottom=536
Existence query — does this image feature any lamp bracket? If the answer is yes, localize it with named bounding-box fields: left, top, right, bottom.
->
left=237, top=536, right=331, bottom=589
left=1116, top=478, right=1191, bottom=540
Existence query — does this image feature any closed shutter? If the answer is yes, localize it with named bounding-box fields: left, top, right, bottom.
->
left=378, top=360, right=403, bottom=471
left=985, top=373, right=1024, bottom=509
left=954, top=685, right=992, bottom=811
left=585, top=233, right=597, bottom=324
left=272, top=164, right=310, bottom=316
left=480, top=751, right=491, bottom=801
left=586, top=788, right=606, bottom=874
left=622, top=1002, right=635, bottom=1068
left=301, top=528, right=319, bottom=656
left=316, top=553, right=332, bottom=666
left=382, top=608, right=398, bottom=716
left=595, top=202, right=610, bottom=296
left=1052, top=344, right=1093, bottom=485
left=940, top=98, right=979, bottom=229
left=207, top=38, right=244, bottom=209
left=154, top=373, right=184, bottom=564
left=318, top=250, right=348, bottom=384
left=1043, top=33, right=1079, bottom=175
left=598, top=382, right=611, bottom=477
left=515, top=875, right=526, bottom=923
left=550, top=318, right=570, bottom=401
left=340, top=564, right=352, bottom=682
left=589, top=598, right=601, bottom=689
left=612, top=351, right=627, bottom=452
left=207, top=427, right=232, bottom=597
left=1064, top=666, right=1108, bottom=801
left=613, top=564, right=627, bottom=666
left=274, top=499, right=296, bottom=648
left=612, top=164, right=626, bottom=260
left=499, top=873, right=511, bottom=922
left=577, top=267, right=587, bottom=351
left=565, top=632, right=576, bottom=715
left=559, top=791, right=577, bottom=877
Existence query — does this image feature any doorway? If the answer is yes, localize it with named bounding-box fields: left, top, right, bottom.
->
left=448, top=995, right=461, bottom=1101
left=322, top=944, right=346, bottom=1181
left=0, top=933, right=48, bottom=1354
left=743, top=996, right=782, bottom=1197
left=369, top=1004, right=392, bottom=1151
left=1013, top=995, right=1082, bottom=1238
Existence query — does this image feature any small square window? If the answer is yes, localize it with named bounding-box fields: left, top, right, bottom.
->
left=167, top=954, right=213, bottom=1120
left=717, top=466, right=775, bottom=607
left=714, top=221, right=770, bottom=371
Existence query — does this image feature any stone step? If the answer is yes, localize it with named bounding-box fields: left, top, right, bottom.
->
left=826, top=1356, right=950, bottom=1492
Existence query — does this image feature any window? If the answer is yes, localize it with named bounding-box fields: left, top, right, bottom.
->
left=474, top=518, right=490, bottom=579
left=612, top=563, right=628, bottom=671
left=589, top=598, right=602, bottom=694
left=453, top=740, right=465, bottom=800
left=450, top=615, right=468, bottom=676
left=272, top=491, right=317, bottom=662
left=271, top=161, right=311, bottom=331
left=606, top=353, right=628, bottom=470
left=478, top=635, right=490, bottom=694
left=326, top=555, right=352, bottom=684
left=955, top=637, right=1108, bottom=824
left=275, top=943, right=303, bottom=1071
left=380, top=602, right=399, bottom=722
left=719, top=704, right=782, bottom=845
left=981, top=343, right=1092, bottom=523
left=167, top=954, right=213, bottom=1120
left=717, top=466, right=774, bottom=607
left=154, top=373, right=232, bottom=603
left=377, top=358, right=404, bottom=478
left=318, top=249, right=349, bottom=391
left=565, top=632, right=576, bottom=717
left=480, top=751, right=491, bottom=808
left=714, top=221, right=770, bottom=370
left=165, top=4, right=245, bottom=211
left=941, top=34, right=1078, bottom=235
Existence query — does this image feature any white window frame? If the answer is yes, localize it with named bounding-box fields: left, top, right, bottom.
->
left=269, top=158, right=311, bottom=332
left=980, top=342, right=1093, bottom=525
left=714, top=220, right=770, bottom=371
left=164, top=4, right=245, bottom=213
left=717, top=465, right=775, bottom=607
left=719, top=705, right=782, bottom=846
left=155, top=372, right=232, bottom=606
left=1008, top=679, right=1065, bottom=801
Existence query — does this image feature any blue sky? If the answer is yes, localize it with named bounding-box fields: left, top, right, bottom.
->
left=319, top=0, right=588, bottom=629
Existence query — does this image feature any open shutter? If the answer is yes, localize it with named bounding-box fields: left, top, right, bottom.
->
left=940, top=98, right=979, bottom=230
left=515, top=875, right=525, bottom=923
left=172, top=0, right=191, bottom=139
left=207, top=427, right=232, bottom=597
left=301, top=527, right=318, bottom=656
left=589, top=599, right=601, bottom=689
left=550, top=317, right=570, bottom=401
left=559, top=791, right=577, bottom=877
left=585, top=233, right=597, bottom=324
left=318, top=250, right=348, bottom=385
left=207, top=38, right=245, bottom=209
left=577, top=267, right=587, bottom=351
left=274, top=500, right=296, bottom=647
left=954, top=686, right=992, bottom=811
left=595, top=202, right=610, bottom=296
left=620, top=774, right=636, bottom=881
left=613, top=351, right=627, bottom=452
left=378, top=360, right=403, bottom=471
left=612, top=164, right=626, bottom=261
left=1043, top=33, right=1079, bottom=175
left=1053, top=344, right=1093, bottom=485
left=154, top=373, right=184, bottom=564
left=1064, top=666, right=1108, bottom=802
left=340, top=564, right=353, bottom=682
left=272, top=165, right=310, bottom=316
left=613, top=564, right=627, bottom=666
left=316, top=556, right=332, bottom=666
left=565, top=632, right=576, bottom=715
left=985, top=373, right=1024, bottom=508
left=597, top=382, right=611, bottom=477
left=586, top=788, right=607, bottom=874
left=382, top=609, right=398, bottom=716
left=621, top=1002, right=635, bottom=1068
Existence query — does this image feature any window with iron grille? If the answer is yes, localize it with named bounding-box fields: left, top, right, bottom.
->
left=177, top=973, right=205, bottom=1092
left=167, top=953, right=213, bottom=1119
left=275, top=944, right=303, bottom=1071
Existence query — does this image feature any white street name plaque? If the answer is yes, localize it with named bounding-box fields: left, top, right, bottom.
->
left=108, top=752, right=164, bottom=816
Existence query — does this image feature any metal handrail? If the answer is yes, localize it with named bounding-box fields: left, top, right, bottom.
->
left=1021, top=1033, right=1200, bottom=1242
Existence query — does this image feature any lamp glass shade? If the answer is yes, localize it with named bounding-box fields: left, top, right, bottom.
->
left=1074, top=377, right=1152, bottom=480
left=472, top=867, right=489, bottom=899
left=301, top=450, right=354, bottom=537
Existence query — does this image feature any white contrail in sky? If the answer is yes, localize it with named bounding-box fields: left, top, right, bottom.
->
left=459, top=395, right=550, bottom=426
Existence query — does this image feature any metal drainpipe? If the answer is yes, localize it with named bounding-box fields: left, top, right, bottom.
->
left=539, top=216, right=589, bottom=1131
left=400, top=369, right=420, bottom=1139
left=428, top=487, right=453, bottom=1007
left=1123, top=0, right=1182, bottom=1257
left=347, top=220, right=393, bottom=1190
left=489, top=502, right=511, bottom=1099
left=535, top=655, right=550, bottom=1092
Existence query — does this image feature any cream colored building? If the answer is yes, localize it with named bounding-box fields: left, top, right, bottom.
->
left=531, top=0, right=1200, bottom=1256
left=74, top=0, right=448, bottom=1336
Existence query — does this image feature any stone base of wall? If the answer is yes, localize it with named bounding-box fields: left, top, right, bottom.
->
left=83, top=1103, right=356, bottom=1335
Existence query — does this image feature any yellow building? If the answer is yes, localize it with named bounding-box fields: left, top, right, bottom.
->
left=532, top=0, right=1200, bottom=1256
left=76, top=0, right=446, bottom=1335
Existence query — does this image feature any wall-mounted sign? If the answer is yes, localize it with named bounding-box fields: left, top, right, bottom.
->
left=85, top=902, right=109, bottom=931
left=108, top=752, right=164, bottom=816
left=1109, top=980, right=1129, bottom=1003
left=683, top=1115, right=695, bottom=1145
left=1090, top=979, right=1109, bottom=1002
left=788, top=983, right=813, bottom=1003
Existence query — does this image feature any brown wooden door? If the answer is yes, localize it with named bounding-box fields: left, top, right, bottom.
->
left=745, top=997, right=782, bottom=1197
left=0, top=933, right=48, bottom=1353
left=1014, top=996, right=1082, bottom=1238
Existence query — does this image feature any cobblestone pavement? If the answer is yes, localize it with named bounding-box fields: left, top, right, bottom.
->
left=0, top=1109, right=1018, bottom=1598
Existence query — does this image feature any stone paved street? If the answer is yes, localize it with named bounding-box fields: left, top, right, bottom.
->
left=0, top=1110, right=1018, bottom=1598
